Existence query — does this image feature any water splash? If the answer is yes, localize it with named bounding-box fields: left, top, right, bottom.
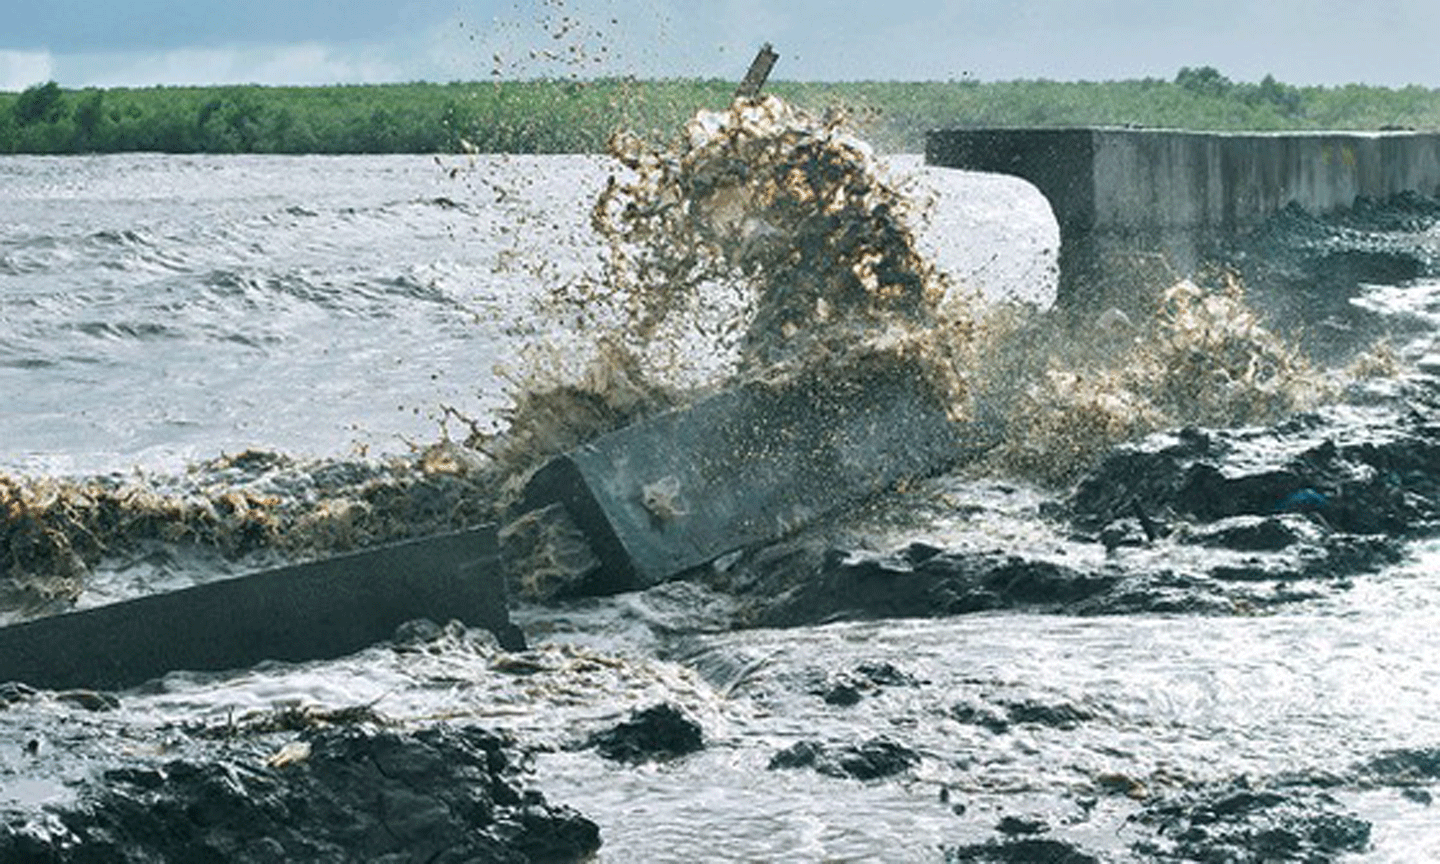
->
left=486, top=93, right=1328, bottom=494
left=978, top=273, right=1327, bottom=485
left=0, top=96, right=1346, bottom=613
left=587, top=94, right=952, bottom=371
left=474, top=94, right=982, bottom=486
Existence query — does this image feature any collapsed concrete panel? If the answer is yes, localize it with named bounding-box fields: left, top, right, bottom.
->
left=0, top=526, right=517, bottom=691
left=516, top=353, right=986, bottom=595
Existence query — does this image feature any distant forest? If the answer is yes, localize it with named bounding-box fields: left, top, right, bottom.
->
left=1, top=67, right=1437, bottom=156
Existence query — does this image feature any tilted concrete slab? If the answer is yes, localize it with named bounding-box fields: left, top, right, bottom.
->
left=0, top=526, right=518, bottom=691
left=926, top=127, right=1440, bottom=306
left=518, top=354, right=989, bottom=594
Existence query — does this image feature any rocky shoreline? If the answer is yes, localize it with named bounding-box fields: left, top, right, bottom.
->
left=718, top=371, right=1436, bottom=629
left=9, top=382, right=1440, bottom=861
left=0, top=687, right=601, bottom=864
left=4, top=412, right=1439, bottom=860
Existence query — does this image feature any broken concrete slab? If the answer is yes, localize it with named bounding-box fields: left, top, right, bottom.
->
left=518, top=353, right=988, bottom=595
left=0, top=526, right=518, bottom=691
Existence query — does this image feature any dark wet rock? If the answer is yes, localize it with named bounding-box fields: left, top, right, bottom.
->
left=1353, top=746, right=1440, bottom=785
left=814, top=737, right=919, bottom=781
left=0, top=683, right=122, bottom=714
left=768, top=739, right=827, bottom=771
left=821, top=681, right=864, bottom=706
left=1207, top=527, right=1393, bottom=585
left=1232, top=192, right=1440, bottom=361
left=943, top=837, right=1101, bottom=863
left=49, top=689, right=119, bottom=712
left=808, top=661, right=922, bottom=707
left=1129, top=777, right=1370, bottom=862
left=1340, top=190, right=1440, bottom=234
left=949, top=701, right=1011, bottom=734
left=950, top=697, right=1096, bottom=733
left=995, top=814, right=1049, bottom=836
left=1072, top=410, right=1440, bottom=539
left=742, top=516, right=1351, bottom=625
left=1059, top=405, right=1440, bottom=606
left=716, top=367, right=1440, bottom=626
left=768, top=736, right=920, bottom=780
left=856, top=661, right=920, bottom=687
left=1001, top=699, right=1095, bottom=729
left=759, top=547, right=1118, bottom=626
left=768, top=739, right=825, bottom=770
left=0, top=680, right=38, bottom=706
left=1188, top=514, right=1323, bottom=551
left=586, top=703, right=703, bottom=763
left=1099, top=517, right=1152, bottom=551
left=0, top=724, right=601, bottom=863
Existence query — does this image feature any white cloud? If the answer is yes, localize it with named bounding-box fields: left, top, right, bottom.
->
left=51, top=42, right=415, bottom=88
left=0, top=49, right=54, bottom=92
left=12, top=1, right=1440, bottom=90
left=247, top=43, right=407, bottom=85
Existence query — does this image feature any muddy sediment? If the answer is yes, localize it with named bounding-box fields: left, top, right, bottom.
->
left=0, top=446, right=501, bottom=622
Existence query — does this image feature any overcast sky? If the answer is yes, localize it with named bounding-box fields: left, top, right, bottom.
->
left=1, top=0, right=1436, bottom=92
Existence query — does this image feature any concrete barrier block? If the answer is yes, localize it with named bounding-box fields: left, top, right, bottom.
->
left=0, top=526, right=516, bottom=691
left=518, top=354, right=977, bottom=593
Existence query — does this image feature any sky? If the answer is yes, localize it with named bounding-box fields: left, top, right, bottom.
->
left=1, top=0, right=1437, bottom=92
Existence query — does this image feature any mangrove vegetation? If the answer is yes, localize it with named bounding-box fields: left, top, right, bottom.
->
left=1, top=68, right=1437, bottom=156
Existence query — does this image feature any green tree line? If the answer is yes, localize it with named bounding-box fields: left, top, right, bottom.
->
left=1, top=68, right=1437, bottom=156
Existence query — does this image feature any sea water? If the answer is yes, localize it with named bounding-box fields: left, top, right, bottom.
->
left=3, top=148, right=1440, bottom=860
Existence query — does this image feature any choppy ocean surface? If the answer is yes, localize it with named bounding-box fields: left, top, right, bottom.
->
left=0, top=153, right=1056, bottom=477
left=4, top=152, right=1440, bottom=861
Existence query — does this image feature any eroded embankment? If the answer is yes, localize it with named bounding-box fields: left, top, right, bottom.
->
left=715, top=178, right=1440, bottom=628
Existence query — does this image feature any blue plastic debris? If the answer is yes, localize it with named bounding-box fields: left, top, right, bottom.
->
left=1275, top=487, right=1330, bottom=513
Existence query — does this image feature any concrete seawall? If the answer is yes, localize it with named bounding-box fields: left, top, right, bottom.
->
left=926, top=127, right=1440, bottom=307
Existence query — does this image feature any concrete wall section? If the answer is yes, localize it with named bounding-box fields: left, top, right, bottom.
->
left=1103, top=132, right=1440, bottom=230
left=927, top=127, right=1440, bottom=307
